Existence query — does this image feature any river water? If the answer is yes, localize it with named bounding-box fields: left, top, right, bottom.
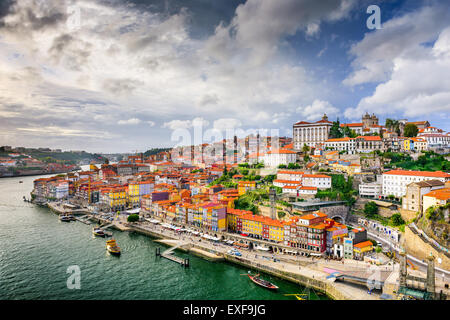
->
left=0, top=175, right=327, bottom=300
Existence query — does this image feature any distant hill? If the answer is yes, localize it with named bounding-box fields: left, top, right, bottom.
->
left=0, top=147, right=107, bottom=165
left=143, top=148, right=172, bottom=157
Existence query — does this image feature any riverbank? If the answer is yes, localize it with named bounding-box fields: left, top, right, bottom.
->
left=41, top=200, right=378, bottom=300
left=0, top=169, right=74, bottom=178
left=129, top=223, right=378, bottom=300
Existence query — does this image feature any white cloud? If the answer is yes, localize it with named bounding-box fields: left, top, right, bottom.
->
left=344, top=5, right=450, bottom=86
left=204, top=0, right=355, bottom=65
left=0, top=0, right=358, bottom=151
left=162, top=119, right=192, bottom=130
left=117, top=118, right=142, bottom=125
left=213, top=118, right=242, bottom=131
left=345, top=12, right=450, bottom=120
left=162, top=117, right=209, bottom=130
left=296, top=99, right=339, bottom=121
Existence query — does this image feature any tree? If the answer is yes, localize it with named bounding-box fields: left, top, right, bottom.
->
left=278, top=164, right=287, bottom=169
left=287, top=162, right=300, bottom=169
left=404, top=123, right=418, bottom=137
left=127, top=214, right=140, bottom=222
left=385, top=118, right=401, bottom=135
left=364, top=201, right=378, bottom=217
left=277, top=211, right=286, bottom=219
left=302, top=143, right=310, bottom=154
left=342, top=126, right=357, bottom=138
left=390, top=213, right=405, bottom=226
left=264, top=174, right=276, bottom=183
left=329, top=120, right=343, bottom=139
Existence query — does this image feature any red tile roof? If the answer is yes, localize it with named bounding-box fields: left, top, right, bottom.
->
left=383, top=170, right=450, bottom=178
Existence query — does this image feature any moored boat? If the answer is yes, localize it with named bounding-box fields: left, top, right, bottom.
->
left=59, top=215, right=72, bottom=222
left=247, top=273, right=278, bottom=290
left=93, top=228, right=106, bottom=237
left=106, top=239, right=121, bottom=256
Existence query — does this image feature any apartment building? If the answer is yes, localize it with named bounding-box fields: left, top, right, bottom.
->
left=382, top=169, right=450, bottom=198
left=324, top=137, right=356, bottom=154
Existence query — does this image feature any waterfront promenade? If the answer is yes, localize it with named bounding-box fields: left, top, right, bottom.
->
left=43, top=201, right=449, bottom=299
left=129, top=221, right=381, bottom=300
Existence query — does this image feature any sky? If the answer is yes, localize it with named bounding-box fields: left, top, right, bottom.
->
left=0, top=0, right=449, bottom=153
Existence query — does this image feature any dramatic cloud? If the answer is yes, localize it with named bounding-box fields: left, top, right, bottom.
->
left=344, top=4, right=450, bottom=86
left=345, top=5, right=450, bottom=120
left=0, top=0, right=447, bottom=152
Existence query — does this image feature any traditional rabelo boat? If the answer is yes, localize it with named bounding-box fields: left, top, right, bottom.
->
left=247, top=273, right=278, bottom=290
left=106, top=239, right=121, bottom=256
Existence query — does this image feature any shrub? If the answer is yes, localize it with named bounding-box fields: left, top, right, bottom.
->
left=127, top=214, right=140, bottom=222
left=390, top=213, right=405, bottom=226
left=364, top=202, right=378, bottom=217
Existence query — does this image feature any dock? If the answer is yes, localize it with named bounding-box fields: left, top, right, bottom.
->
left=75, top=215, right=92, bottom=225
left=155, top=241, right=190, bottom=267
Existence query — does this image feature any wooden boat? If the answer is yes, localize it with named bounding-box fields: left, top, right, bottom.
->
left=248, top=273, right=278, bottom=290
left=93, top=228, right=106, bottom=237
left=284, top=294, right=308, bottom=300
left=106, top=239, right=121, bottom=256
left=59, top=215, right=72, bottom=222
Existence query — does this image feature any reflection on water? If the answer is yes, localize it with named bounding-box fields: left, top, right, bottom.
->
left=0, top=175, right=327, bottom=300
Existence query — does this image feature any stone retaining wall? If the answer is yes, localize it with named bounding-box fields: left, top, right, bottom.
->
left=405, top=225, right=450, bottom=270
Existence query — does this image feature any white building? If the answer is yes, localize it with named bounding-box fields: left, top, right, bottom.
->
left=418, top=133, right=450, bottom=148
left=302, top=174, right=331, bottom=189
left=274, top=179, right=301, bottom=189
left=382, top=169, right=450, bottom=198
left=359, top=181, right=382, bottom=198
left=263, top=149, right=297, bottom=168
left=324, top=137, right=356, bottom=154
left=297, top=186, right=318, bottom=195
left=276, top=170, right=304, bottom=181
left=293, top=114, right=332, bottom=150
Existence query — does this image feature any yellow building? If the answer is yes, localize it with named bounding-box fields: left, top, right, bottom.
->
left=107, top=187, right=126, bottom=211
left=403, top=139, right=412, bottom=151
left=227, top=208, right=252, bottom=231
left=237, top=213, right=285, bottom=242
left=353, top=240, right=373, bottom=260
left=238, top=181, right=256, bottom=196
left=127, top=182, right=140, bottom=208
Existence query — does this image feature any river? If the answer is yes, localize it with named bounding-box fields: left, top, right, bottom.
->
left=0, top=174, right=327, bottom=300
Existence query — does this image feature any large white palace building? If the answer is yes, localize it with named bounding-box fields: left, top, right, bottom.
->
left=293, top=114, right=333, bottom=150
